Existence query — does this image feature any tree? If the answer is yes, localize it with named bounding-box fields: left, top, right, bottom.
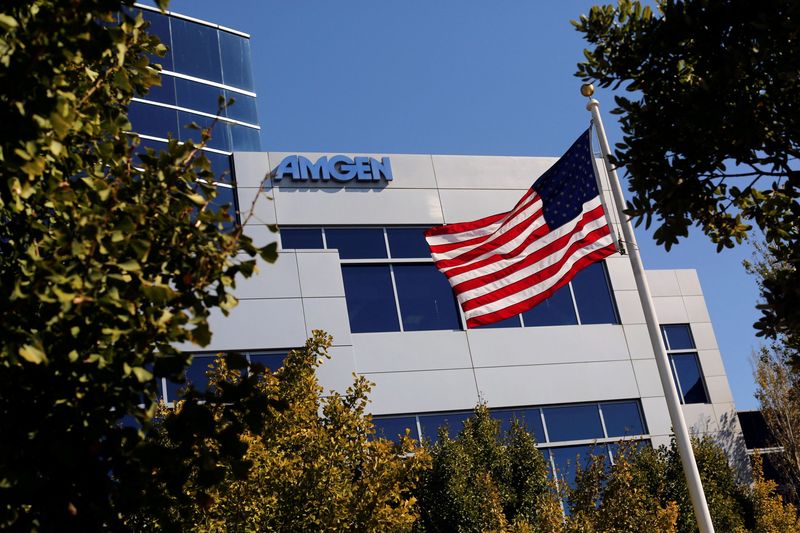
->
left=0, top=1, right=276, bottom=529
left=413, top=405, right=563, bottom=533
left=127, top=331, right=427, bottom=532
left=573, top=0, right=800, bottom=344
left=754, top=343, right=800, bottom=498
left=749, top=453, right=800, bottom=533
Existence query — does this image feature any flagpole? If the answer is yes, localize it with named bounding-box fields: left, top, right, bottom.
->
left=582, top=85, right=715, bottom=533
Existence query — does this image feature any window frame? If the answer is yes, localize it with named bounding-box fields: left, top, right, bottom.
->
left=661, top=324, right=710, bottom=405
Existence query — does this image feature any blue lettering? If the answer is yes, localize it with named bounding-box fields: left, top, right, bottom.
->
left=298, top=155, right=330, bottom=181
left=328, top=155, right=357, bottom=182
left=370, top=157, right=393, bottom=181
left=354, top=157, right=373, bottom=181
left=275, top=155, right=300, bottom=181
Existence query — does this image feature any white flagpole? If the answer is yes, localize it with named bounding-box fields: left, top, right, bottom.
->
left=583, top=85, right=715, bottom=533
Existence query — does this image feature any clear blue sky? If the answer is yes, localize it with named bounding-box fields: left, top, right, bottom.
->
left=163, top=0, right=762, bottom=410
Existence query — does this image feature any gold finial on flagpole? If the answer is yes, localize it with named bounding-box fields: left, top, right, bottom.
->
left=580, top=83, right=595, bottom=97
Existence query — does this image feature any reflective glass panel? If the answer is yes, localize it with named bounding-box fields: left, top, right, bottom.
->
left=326, top=228, right=387, bottom=259
left=224, top=90, right=259, bottom=124
left=178, top=111, right=231, bottom=151
left=170, top=18, right=222, bottom=82
left=219, top=31, right=255, bottom=91
left=393, top=264, right=461, bottom=331
left=662, top=324, right=695, bottom=351
left=128, top=101, right=178, bottom=138
left=492, top=408, right=546, bottom=443
left=542, top=404, right=604, bottom=442
left=474, top=314, right=521, bottom=328
left=208, top=186, right=237, bottom=232
left=185, top=355, right=216, bottom=392
left=230, top=125, right=261, bottom=151
left=341, top=265, right=400, bottom=333
left=521, top=284, right=578, bottom=326
left=419, top=412, right=471, bottom=442
left=571, top=262, right=618, bottom=324
left=201, top=150, right=232, bottom=183
left=601, top=401, right=645, bottom=437
left=550, top=445, right=602, bottom=489
left=138, top=74, right=175, bottom=105
left=139, top=9, right=173, bottom=70
left=281, top=228, right=324, bottom=249
left=373, top=416, right=419, bottom=442
left=672, top=353, right=708, bottom=404
left=249, top=353, right=286, bottom=372
left=175, top=78, right=224, bottom=115
left=386, top=227, right=431, bottom=258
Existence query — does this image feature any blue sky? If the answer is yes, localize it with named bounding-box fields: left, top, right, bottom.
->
left=164, top=0, right=762, bottom=409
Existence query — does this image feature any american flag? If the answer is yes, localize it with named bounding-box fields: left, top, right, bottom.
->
left=425, top=129, right=617, bottom=328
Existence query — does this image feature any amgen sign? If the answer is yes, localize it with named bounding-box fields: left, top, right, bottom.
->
left=274, top=155, right=393, bottom=183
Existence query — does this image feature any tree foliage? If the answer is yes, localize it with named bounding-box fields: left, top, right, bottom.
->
left=413, top=405, right=564, bottom=533
left=129, top=331, right=427, bottom=532
left=574, top=0, right=800, bottom=343
left=0, top=1, right=276, bottom=529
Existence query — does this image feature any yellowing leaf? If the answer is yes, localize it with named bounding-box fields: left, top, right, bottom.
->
left=19, top=344, right=46, bottom=365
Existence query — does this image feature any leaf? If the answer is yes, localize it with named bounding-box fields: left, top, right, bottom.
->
left=0, top=14, right=18, bottom=30
left=19, top=344, right=46, bottom=365
left=132, top=367, right=154, bottom=383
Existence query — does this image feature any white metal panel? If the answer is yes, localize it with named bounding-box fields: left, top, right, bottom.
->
left=301, top=296, right=352, bottom=347
left=606, top=256, right=637, bottom=291
left=690, top=323, right=719, bottom=350
left=364, top=369, right=480, bottom=415
left=474, top=361, right=640, bottom=407
left=705, top=375, right=735, bottom=404
left=623, top=324, right=655, bottom=360
left=268, top=152, right=438, bottom=189
left=431, top=155, right=555, bottom=189
left=316, top=345, right=357, bottom=394
left=682, top=403, right=720, bottom=434
left=296, top=250, right=345, bottom=298
left=272, top=187, right=444, bottom=225
left=653, top=296, right=689, bottom=324
left=683, top=295, right=712, bottom=323
left=675, top=269, right=703, bottom=296
left=614, top=291, right=647, bottom=324
left=241, top=224, right=279, bottom=248
left=237, top=187, right=277, bottom=225
left=697, top=349, right=726, bottom=377
left=646, top=270, right=681, bottom=297
left=233, top=253, right=300, bottom=299
left=232, top=151, right=271, bottom=188
left=438, top=189, right=524, bottom=224
left=632, top=359, right=663, bottom=397
left=352, top=330, right=472, bottom=373
left=467, top=324, right=629, bottom=367
left=640, top=396, right=672, bottom=439
left=202, top=298, right=308, bottom=351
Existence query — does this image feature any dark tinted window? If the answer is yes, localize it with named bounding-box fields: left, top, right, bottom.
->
left=202, top=151, right=233, bottom=183
left=128, top=101, right=178, bottom=138
left=230, top=125, right=261, bottom=151
left=219, top=31, right=255, bottom=91
left=601, top=401, right=645, bottom=437
left=475, top=314, right=521, bottom=328
left=493, top=408, right=546, bottom=442
left=326, top=228, right=387, bottom=259
left=139, top=9, right=173, bottom=70
left=138, top=74, right=175, bottom=105
left=386, top=228, right=431, bottom=258
left=373, top=416, right=419, bottom=442
left=178, top=111, right=230, bottom=151
left=672, top=354, right=708, bottom=404
left=170, top=18, right=222, bottom=82
left=521, top=284, right=578, bottom=326
left=550, top=445, right=601, bottom=489
left=281, top=228, right=324, bottom=249
left=543, top=404, right=604, bottom=442
left=224, top=90, right=259, bottom=124
left=208, top=186, right=237, bottom=231
left=571, top=261, right=618, bottom=324
left=249, top=353, right=286, bottom=372
left=419, top=412, right=471, bottom=442
left=663, top=324, right=695, bottom=351
left=341, top=265, right=399, bottom=333
left=186, top=355, right=216, bottom=392
left=393, top=264, right=461, bottom=331
left=175, top=78, right=224, bottom=115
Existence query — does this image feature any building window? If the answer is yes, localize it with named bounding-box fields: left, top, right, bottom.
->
left=373, top=399, right=649, bottom=488
left=160, top=351, right=287, bottom=403
left=279, top=226, right=619, bottom=333
left=661, top=324, right=709, bottom=404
